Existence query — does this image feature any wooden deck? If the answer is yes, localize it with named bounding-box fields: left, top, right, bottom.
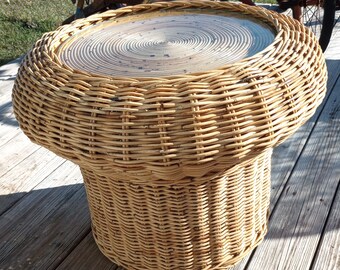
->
left=1, top=22, right=339, bottom=270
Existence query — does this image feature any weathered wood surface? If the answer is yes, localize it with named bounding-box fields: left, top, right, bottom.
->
left=311, top=183, right=340, bottom=270
left=56, top=233, right=121, bottom=270
left=0, top=162, right=90, bottom=270
left=0, top=31, right=339, bottom=270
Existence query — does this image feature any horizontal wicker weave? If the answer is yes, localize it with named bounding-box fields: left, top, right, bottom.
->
left=83, top=149, right=272, bottom=269
left=12, top=1, right=327, bottom=269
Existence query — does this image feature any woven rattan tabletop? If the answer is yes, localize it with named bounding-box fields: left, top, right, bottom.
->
left=58, top=11, right=275, bottom=77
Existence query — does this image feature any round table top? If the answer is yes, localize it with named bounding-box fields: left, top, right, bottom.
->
left=12, top=1, right=327, bottom=179
left=58, top=10, right=275, bottom=77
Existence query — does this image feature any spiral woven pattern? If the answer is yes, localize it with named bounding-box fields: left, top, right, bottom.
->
left=12, top=1, right=327, bottom=269
left=59, top=12, right=275, bottom=77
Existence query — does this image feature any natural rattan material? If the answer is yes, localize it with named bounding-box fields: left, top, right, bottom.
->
left=83, top=149, right=271, bottom=269
left=12, top=1, right=327, bottom=269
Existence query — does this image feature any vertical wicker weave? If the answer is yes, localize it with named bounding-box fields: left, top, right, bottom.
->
left=12, top=1, right=327, bottom=269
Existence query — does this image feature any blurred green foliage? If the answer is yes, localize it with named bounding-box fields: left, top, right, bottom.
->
left=0, top=0, right=74, bottom=65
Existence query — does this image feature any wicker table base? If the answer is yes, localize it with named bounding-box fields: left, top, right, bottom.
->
left=83, top=149, right=271, bottom=269
left=12, top=1, right=327, bottom=269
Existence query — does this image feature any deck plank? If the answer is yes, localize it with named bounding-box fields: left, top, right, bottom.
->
left=237, top=64, right=340, bottom=270
left=0, top=162, right=91, bottom=270
left=0, top=147, right=65, bottom=215
left=0, top=78, right=21, bottom=146
left=0, top=77, right=36, bottom=165
left=0, top=79, right=15, bottom=99
left=0, top=134, right=41, bottom=181
left=56, top=233, right=122, bottom=270
left=311, top=183, right=340, bottom=270
left=0, top=100, right=19, bottom=142
left=0, top=119, right=20, bottom=148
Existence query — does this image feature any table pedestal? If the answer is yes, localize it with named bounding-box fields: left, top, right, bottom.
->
left=82, top=149, right=272, bottom=269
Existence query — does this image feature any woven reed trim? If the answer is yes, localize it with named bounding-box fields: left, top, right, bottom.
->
left=12, top=1, right=327, bottom=181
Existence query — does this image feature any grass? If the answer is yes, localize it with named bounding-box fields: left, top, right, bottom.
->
left=0, top=0, right=74, bottom=66
left=0, top=0, right=278, bottom=67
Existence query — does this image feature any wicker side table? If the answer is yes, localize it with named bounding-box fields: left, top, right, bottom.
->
left=12, top=1, right=327, bottom=269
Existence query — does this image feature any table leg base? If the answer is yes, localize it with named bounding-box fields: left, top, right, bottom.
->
left=81, top=149, right=272, bottom=269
